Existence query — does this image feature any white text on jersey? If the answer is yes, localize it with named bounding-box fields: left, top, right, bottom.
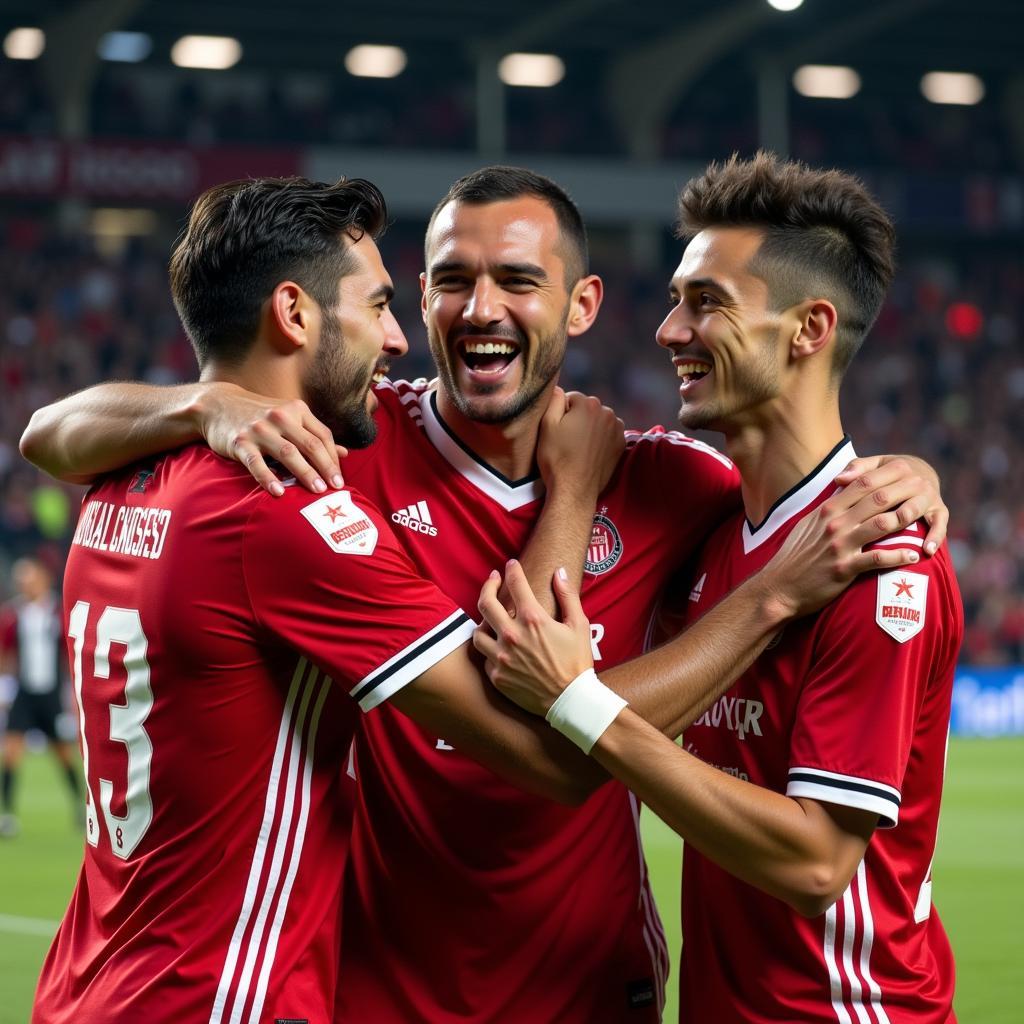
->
left=72, top=500, right=172, bottom=560
left=692, top=694, right=764, bottom=741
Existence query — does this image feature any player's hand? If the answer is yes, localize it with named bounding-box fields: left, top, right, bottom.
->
left=760, top=469, right=930, bottom=618
left=474, top=559, right=594, bottom=717
left=536, top=388, right=625, bottom=499
left=835, top=454, right=946, bottom=555
left=197, top=382, right=346, bottom=496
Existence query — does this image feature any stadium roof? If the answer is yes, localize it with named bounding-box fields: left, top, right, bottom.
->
left=5, top=0, right=1019, bottom=79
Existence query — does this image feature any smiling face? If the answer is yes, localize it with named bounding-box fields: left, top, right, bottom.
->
left=422, top=197, right=577, bottom=424
left=304, top=233, right=408, bottom=448
left=657, top=226, right=788, bottom=433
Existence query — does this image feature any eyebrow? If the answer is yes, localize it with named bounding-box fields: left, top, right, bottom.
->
left=675, top=276, right=735, bottom=300
left=368, top=283, right=395, bottom=304
left=428, top=260, right=548, bottom=280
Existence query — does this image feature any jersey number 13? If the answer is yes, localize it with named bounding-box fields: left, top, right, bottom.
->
left=67, top=602, right=154, bottom=860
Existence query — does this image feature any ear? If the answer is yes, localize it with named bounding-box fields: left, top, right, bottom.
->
left=790, top=298, right=837, bottom=361
left=268, top=281, right=313, bottom=353
left=420, top=271, right=428, bottom=325
left=566, top=274, right=604, bottom=339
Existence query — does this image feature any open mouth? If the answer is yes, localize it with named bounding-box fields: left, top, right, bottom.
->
left=676, top=360, right=712, bottom=388
left=372, top=362, right=390, bottom=385
left=457, top=338, right=522, bottom=378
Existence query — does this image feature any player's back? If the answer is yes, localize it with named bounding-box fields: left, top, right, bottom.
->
left=34, top=446, right=357, bottom=1024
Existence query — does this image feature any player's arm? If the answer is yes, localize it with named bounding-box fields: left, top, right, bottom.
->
left=477, top=463, right=935, bottom=741
left=513, top=389, right=624, bottom=613
left=589, top=708, right=876, bottom=917
left=19, top=380, right=345, bottom=494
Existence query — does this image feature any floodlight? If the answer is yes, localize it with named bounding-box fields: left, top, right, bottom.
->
left=498, top=53, right=565, bottom=88
left=766, top=0, right=804, bottom=10
left=344, top=44, right=407, bottom=79
left=3, top=27, right=44, bottom=60
left=170, top=35, right=242, bottom=70
left=98, top=31, right=153, bottom=63
left=921, top=72, right=984, bottom=106
left=792, top=64, right=861, bottom=100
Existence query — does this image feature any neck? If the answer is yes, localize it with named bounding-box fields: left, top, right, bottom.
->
left=200, top=357, right=301, bottom=403
left=722, top=393, right=845, bottom=526
left=435, top=387, right=550, bottom=482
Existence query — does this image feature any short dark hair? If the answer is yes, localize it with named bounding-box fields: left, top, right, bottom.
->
left=169, top=176, right=387, bottom=366
left=677, top=151, right=896, bottom=377
left=426, top=165, right=589, bottom=284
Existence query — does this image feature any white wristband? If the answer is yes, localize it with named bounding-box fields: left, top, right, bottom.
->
left=545, top=669, right=627, bottom=754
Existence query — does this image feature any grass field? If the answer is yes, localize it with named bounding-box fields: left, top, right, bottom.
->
left=1, top=738, right=1021, bottom=1023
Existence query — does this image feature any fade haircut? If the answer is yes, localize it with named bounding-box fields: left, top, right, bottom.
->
left=169, top=176, right=387, bottom=366
left=677, top=151, right=896, bottom=377
left=426, top=165, right=589, bottom=285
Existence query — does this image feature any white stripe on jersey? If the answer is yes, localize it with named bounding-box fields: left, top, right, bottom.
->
left=823, top=860, right=889, bottom=1024
left=247, top=672, right=332, bottom=1024
left=628, top=792, right=669, bottom=1016
left=870, top=535, right=925, bottom=549
left=210, top=658, right=319, bottom=1024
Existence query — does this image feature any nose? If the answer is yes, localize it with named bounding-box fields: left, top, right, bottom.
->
left=656, top=303, right=695, bottom=352
left=382, top=308, right=409, bottom=358
left=463, top=278, right=502, bottom=327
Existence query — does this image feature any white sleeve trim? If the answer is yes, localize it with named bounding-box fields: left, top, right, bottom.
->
left=351, top=610, right=475, bottom=712
left=787, top=767, right=901, bottom=828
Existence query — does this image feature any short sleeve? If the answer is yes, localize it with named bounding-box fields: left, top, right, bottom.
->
left=786, top=547, right=961, bottom=827
left=242, top=486, right=475, bottom=712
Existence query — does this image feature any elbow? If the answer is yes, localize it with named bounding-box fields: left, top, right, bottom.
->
left=19, top=412, right=45, bottom=468
left=784, top=866, right=849, bottom=919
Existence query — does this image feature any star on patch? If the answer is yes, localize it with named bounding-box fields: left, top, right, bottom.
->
left=323, top=504, right=344, bottom=523
left=893, top=578, right=915, bottom=598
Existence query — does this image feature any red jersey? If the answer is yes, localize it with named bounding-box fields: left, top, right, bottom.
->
left=335, top=380, right=741, bottom=1023
left=680, top=438, right=961, bottom=1024
left=34, top=447, right=473, bottom=1024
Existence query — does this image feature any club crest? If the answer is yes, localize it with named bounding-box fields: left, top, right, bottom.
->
left=585, top=510, right=623, bottom=575
left=875, top=569, right=928, bottom=642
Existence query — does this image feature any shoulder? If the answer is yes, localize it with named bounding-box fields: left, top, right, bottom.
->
left=374, top=378, right=432, bottom=429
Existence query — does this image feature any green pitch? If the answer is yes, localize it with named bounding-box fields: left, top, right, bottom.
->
left=1, top=739, right=1021, bottom=1023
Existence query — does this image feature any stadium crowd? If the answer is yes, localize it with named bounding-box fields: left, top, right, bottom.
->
left=2, top=59, right=1019, bottom=171
left=0, top=217, right=1020, bottom=662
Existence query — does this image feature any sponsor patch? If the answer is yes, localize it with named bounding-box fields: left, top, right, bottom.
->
left=299, top=491, right=378, bottom=556
left=585, top=509, right=623, bottom=575
left=875, top=570, right=928, bottom=642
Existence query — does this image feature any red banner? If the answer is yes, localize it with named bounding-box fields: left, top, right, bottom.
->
left=0, top=137, right=302, bottom=203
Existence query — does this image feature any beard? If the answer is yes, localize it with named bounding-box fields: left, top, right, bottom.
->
left=677, top=337, right=781, bottom=432
left=303, top=308, right=378, bottom=450
left=428, top=307, right=569, bottom=425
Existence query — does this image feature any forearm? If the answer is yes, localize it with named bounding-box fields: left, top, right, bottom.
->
left=20, top=382, right=209, bottom=482
left=516, top=482, right=595, bottom=616
left=592, top=709, right=858, bottom=915
left=602, top=572, right=794, bottom=739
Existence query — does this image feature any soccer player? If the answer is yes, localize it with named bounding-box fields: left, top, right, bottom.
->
left=476, top=155, right=961, bottom=1023
left=0, top=557, right=82, bottom=837
left=22, top=168, right=949, bottom=1023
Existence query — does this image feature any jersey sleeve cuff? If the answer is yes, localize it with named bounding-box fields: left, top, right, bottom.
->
left=786, top=767, right=901, bottom=828
left=351, top=610, right=475, bottom=712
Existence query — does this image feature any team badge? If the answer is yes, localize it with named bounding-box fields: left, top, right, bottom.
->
left=584, top=509, right=623, bottom=575
left=299, top=491, right=378, bottom=556
left=875, top=569, right=928, bottom=642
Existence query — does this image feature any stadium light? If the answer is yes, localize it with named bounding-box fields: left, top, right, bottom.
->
left=498, top=53, right=565, bottom=88
left=921, top=71, right=985, bottom=106
left=170, top=35, right=242, bottom=70
left=98, top=31, right=152, bottom=63
left=3, top=27, right=44, bottom=60
left=344, top=44, right=407, bottom=79
left=766, top=0, right=804, bottom=11
left=792, top=64, right=861, bottom=100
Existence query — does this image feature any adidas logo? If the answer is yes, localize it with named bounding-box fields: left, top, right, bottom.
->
left=391, top=500, right=438, bottom=537
left=689, top=572, right=706, bottom=603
